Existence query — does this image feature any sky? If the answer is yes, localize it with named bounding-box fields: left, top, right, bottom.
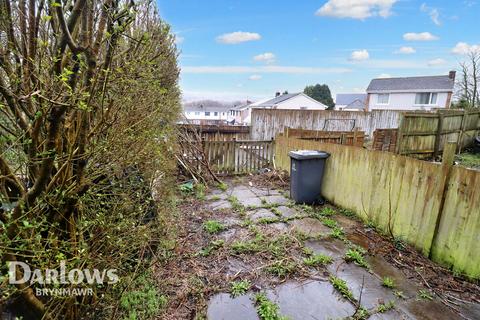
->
left=157, top=0, right=480, bottom=102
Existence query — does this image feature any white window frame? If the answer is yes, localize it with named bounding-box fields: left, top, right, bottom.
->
left=414, top=92, right=438, bottom=106
left=205, top=111, right=210, bottom=116
left=377, top=94, right=390, bottom=105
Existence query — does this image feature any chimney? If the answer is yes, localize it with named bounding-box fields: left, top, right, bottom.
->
left=449, top=70, right=456, bottom=80
left=275, top=92, right=281, bottom=97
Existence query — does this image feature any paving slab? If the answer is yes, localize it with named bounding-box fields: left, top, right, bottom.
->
left=327, top=260, right=397, bottom=310
left=397, top=299, right=463, bottom=320
left=305, top=238, right=347, bottom=261
left=266, top=280, right=356, bottom=320
left=209, top=200, right=232, bottom=211
left=248, top=186, right=281, bottom=197
left=261, top=195, right=290, bottom=206
left=207, top=293, right=259, bottom=320
left=290, top=218, right=331, bottom=237
left=275, top=206, right=300, bottom=218
left=247, top=208, right=277, bottom=222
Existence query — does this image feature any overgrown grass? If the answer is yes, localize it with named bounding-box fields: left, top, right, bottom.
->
left=218, top=182, right=229, bottom=192
left=322, top=218, right=337, bottom=228
left=330, top=226, right=345, bottom=240
left=202, top=220, right=225, bottom=234
left=377, top=300, right=395, bottom=313
left=254, top=293, right=289, bottom=320
left=197, top=240, right=224, bottom=257
left=417, top=289, right=433, bottom=301
left=303, top=253, right=333, bottom=267
left=195, top=183, right=206, bottom=200
left=266, top=260, right=297, bottom=277
left=230, top=280, right=251, bottom=297
left=329, top=276, right=354, bottom=301
left=228, top=195, right=245, bottom=212
left=456, top=152, right=480, bottom=169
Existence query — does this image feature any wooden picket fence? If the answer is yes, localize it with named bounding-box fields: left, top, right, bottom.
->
left=203, top=139, right=274, bottom=175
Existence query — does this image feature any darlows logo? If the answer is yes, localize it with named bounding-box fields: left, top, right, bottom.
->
left=8, top=261, right=119, bottom=285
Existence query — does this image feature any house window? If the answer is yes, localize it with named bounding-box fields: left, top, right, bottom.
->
left=195, top=112, right=200, bottom=116
left=214, top=112, right=218, bottom=116
left=377, top=94, right=390, bottom=104
left=205, top=112, right=210, bottom=116
left=415, top=93, right=437, bottom=105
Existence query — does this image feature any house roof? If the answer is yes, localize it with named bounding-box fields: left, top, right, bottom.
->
left=367, top=75, right=454, bottom=93
left=183, top=104, right=231, bottom=113
left=254, top=93, right=327, bottom=108
left=336, top=94, right=367, bottom=106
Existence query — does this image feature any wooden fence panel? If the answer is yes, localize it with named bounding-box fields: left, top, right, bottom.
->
left=274, top=136, right=480, bottom=278
left=284, top=128, right=365, bottom=147
left=251, top=109, right=403, bottom=140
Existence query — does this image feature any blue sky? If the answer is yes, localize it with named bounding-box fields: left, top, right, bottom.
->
left=157, top=0, right=480, bottom=102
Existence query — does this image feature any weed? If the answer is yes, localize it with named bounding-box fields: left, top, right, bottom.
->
left=254, top=293, right=289, bottom=320
left=241, top=219, right=253, bottom=227
left=210, top=195, right=221, bottom=201
left=218, top=182, right=228, bottom=192
left=353, top=307, right=369, bottom=320
left=271, top=207, right=282, bottom=217
left=302, top=247, right=314, bottom=256
left=303, top=253, right=333, bottom=267
left=197, top=239, right=224, bottom=257
left=230, top=280, right=251, bottom=297
left=340, top=208, right=356, bottom=218
left=202, top=220, right=225, bottom=234
left=344, top=248, right=369, bottom=269
left=417, top=289, right=433, bottom=301
left=320, top=207, right=336, bottom=217
left=330, top=226, right=345, bottom=240
left=195, top=183, right=206, bottom=200
left=231, top=240, right=261, bottom=254
left=261, top=198, right=268, bottom=205
left=381, top=276, right=396, bottom=289
left=393, top=237, right=407, bottom=251
left=228, top=196, right=245, bottom=212
left=377, top=300, right=395, bottom=313
left=329, top=276, right=354, bottom=301
left=393, top=290, right=406, bottom=299
left=322, top=218, right=337, bottom=228
left=266, top=260, right=297, bottom=277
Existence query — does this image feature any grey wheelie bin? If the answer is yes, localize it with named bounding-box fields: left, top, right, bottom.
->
left=289, top=150, right=330, bottom=204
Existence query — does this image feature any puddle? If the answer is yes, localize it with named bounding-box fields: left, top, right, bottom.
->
left=305, top=238, right=347, bottom=260
left=327, top=261, right=397, bottom=309
left=290, top=218, right=331, bottom=237
left=207, top=293, right=259, bottom=320
left=398, top=299, right=462, bottom=320
left=266, top=280, right=355, bottom=319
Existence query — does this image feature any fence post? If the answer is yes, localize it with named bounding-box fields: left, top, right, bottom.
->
left=433, top=112, right=444, bottom=158
left=457, top=110, right=467, bottom=153
left=429, top=141, right=456, bottom=258
left=396, top=113, right=405, bottom=154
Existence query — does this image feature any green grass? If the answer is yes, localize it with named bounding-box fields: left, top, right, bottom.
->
left=303, top=253, right=333, bottom=267
left=344, top=248, right=370, bottom=269
left=254, top=293, right=289, bottom=320
left=456, top=152, right=480, bottom=169
left=381, top=276, right=396, bottom=289
left=329, top=276, right=354, bottom=301
left=202, top=220, right=225, bottom=234
left=271, top=207, right=282, bottom=217
left=377, top=300, right=395, bottom=313
left=230, top=280, right=251, bottom=297
left=393, top=290, right=406, bottom=299
left=353, top=307, right=370, bottom=320
left=330, top=226, right=345, bottom=240
left=417, top=289, right=433, bottom=301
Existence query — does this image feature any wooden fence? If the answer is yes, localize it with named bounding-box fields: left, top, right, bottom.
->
left=275, top=136, right=480, bottom=279
left=203, top=139, right=274, bottom=175
left=397, top=110, right=480, bottom=157
left=372, top=129, right=398, bottom=152
left=178, top=124, right=251, bottom=141
left=284, top=127, right=365, bottom=147
left=251, top=109, right=403, bottom=140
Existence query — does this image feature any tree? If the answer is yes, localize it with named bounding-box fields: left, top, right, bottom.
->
left=304, top=84, right=335, bottom=109
left=0, top=0, right=180, bottom=318
left=455, top=51, right=480, bottom=108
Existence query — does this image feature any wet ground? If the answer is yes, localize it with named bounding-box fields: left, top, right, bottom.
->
left=160, top=177, right=480, bottom=320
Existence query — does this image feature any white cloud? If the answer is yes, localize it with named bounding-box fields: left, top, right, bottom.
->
left=452, top=42, right=480, bottom=55
left=428, top=58, right=446, bottom=66
left=350, top=49, right=370, bottom=61
left=316, top=0, right=397, bottom=19
left=377, top=73, right=391, bottom=78
left=403, top=32, right=439, bottom=41
left=175, top=35, right=184, bottom=45
left=253, top=52, right=276, bottom=64
left=249, top=75, right=262, bottom=81
left=181, top=65, right=352, bottom=74
left=395, top=46, right=416, bottom=54
left=216, top=31, right=261, bottom=44
left=420, top=4, right=441, bottom=26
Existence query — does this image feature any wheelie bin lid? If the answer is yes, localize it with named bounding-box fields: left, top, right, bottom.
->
left=288, top=150, right=330, bottom=160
